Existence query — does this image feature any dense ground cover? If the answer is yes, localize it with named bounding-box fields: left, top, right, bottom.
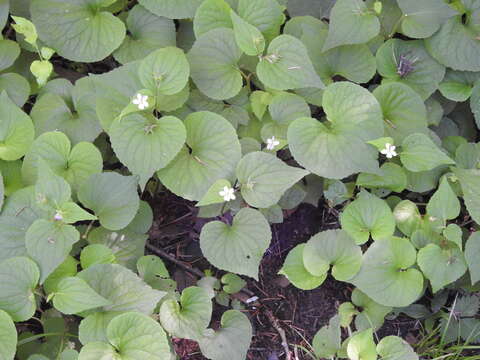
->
left=1, top=0, right=480, bottom=359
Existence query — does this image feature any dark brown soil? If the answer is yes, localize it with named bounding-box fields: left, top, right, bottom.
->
left=146, top=190, right=418, bottom=360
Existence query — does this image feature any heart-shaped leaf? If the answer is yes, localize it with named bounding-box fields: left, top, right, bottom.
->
left=200, top=208, right=271, bottom=279
left=288, top=82, right=383, bottom=179
left=440, top=70, right=480, bottom=102
left=0, top=309, right=16, bottom=360
left=157, top=111, right=241, bottom=201
left=340, top=190, right=396, bottom=245
left=303, top=229, right=363, bottom=281
left=31, top=0, right=126, bottom=62
left=426, top=176, right=460, bottom=221
left=139, top=0, right=204, bottom=19
left=188, top=28, right=243, bottom=100
left=198, top=310, right=252, bottom=360
left=160, top=286, right=212, bottom=340
left=279, top=244, right=327, bottom=290
left=110, top=113, right=186, bottom=189
left=376, top=335, right=418, bottom=360
left=53, top=277, right=111, bottom=314
left=312, top=314, right=342, bottom=359
left=78, top=172, right=140, bottom=231
left=0, top=256, right=39, bottom=321
left=351, top=237, right=424, bottom=307
left=347, top=329, right=377, bottom=360
left=0, top=73, right=31, bottom=108
left=352, top=289, right=392, bottom=331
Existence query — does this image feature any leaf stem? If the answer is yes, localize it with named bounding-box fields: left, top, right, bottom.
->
left=18, top=332, right=78, bottom=346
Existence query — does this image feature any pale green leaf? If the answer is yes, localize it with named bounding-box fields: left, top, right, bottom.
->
left=138, top=0, right=204, bottom=19
left=426, top=177, right=460, bottom=221
left=0, top=40, right=20, bottom=72
left=80, top=244, right=116, bottom=269
left=194, top=0, right=232, bottom=38
left=400, top=133, right=454, bottom=172
left=453, top=168, right=480, bottom=225
left=347, top=329, right=377, bottom=360
left=231, top=10, right=265, bottom=56
left=376, top=335, right=418, bottom=360
left=0, top=310, right=16, bottom=360
left=312, top=315, right=341, bottom=359
left=465, top=232, right=480, bottom=285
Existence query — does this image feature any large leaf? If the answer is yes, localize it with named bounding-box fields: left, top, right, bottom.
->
left=22, top=131, right=103, bottom=192
left=188, top=28, right=243, bottom=100
left=452, top=168, right=480, bottom=225
left=193, top=0, right=232, bottom=38
left=200, top=208, right=271, bottom=279
left=257, top=35, right=324, bottom=90
left=323, top=0, right=380, bottom=51
left=351, top=237, right=424, bottom=307
left=198, top=310, right=252, bottom=360
left=53, top=277, right=110, bottom=315
left=26, top=219, right=80, bottom=284
left=376, top=39, right=446, bottom=100
left=109, top=114, right=186, bottom=189
left=400, top=133, right=454, bottom=172
left=0, top=40, right=20, bottom=72
left=465, top=232, right=480, bottom=285
left=0, top=256, right=39, bottom=321
left=340, top=190, right=396, bottom=245
left=138, top=0, right=204, bottom=19
left=79, top=312, right=170, bottom=360
left=157, top=111, right=241, bottom=201
left=303, top=229, right=362, bottom=281
left=159, top=286, right=212, bottom=340
left=0, top=310, right=16, bottom=360
left=78, top=172, right=140, bottom=231
left=31, top=0, right=126, bottom=62
left=0, top=91, right=35, bottom=161
left=417, top=243, right=467, bottom=293
left=279, top=244, right=327, bottom=290
left=397, top=0, right=457, bottom=38
left=236, top=151, right=308, bottom=208
left=113, top=4, right=176, bottom=64
left=440, top=69, right=480, bottom=102
left=288, top=82, right=383, bottom=179
left=372, top=82, right=428, bottom=143
left=78, top=263, right=164, bottom=315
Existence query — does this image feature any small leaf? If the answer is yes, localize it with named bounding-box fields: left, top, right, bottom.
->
left=139, top=0, right=204, bottom=19
left=80, top=244, right=116, bottom=269
left=44, top=256, right=78, bottom=294
left=194, top=0, right=232, bottom=38
left=357, top=163, right=407, bottom=193
left=452, top=168, right=480, bottom=225
left=426, top=177, right=460, bottom=221
left=0, top=310, right=16, bottom=360
left=347, top=329, right=377, bottom=360
left=400, top=133, right=454, bottom=172
left=312, top=315, right=342, bottom=359
left=221, top=273, right=246, bottom=294
left=230, top=10, right=265, bottom=56
left=11, top=16, right=37, bottom=45
left=57, top=202, right=97, bottom=224
left=376, top=335, right=418, bottom=360
left=465, top=232, right=480, bottom=285
left=30, top=60, right=53, bottom=87
left=0, top=40, right=20, bottom=72
left=197, top=179, right=232, bottom=207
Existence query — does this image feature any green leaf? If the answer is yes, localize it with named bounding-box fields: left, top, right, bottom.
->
left=452, top=168, right=480, bottom=225
left=57, top=202, right=97, bottom=224
left=53, top=277, right=111, bottom=315
left=221, top=273, right=246, bottom=294
left=78, top=172, right=140, bottom=231
left=312, top=315, right=341, bottom=359
left=35, top=158, right=71, bottom=214
left=137, top=255, right=171, bottom=289
left=194, top=0, right=232, bottom=38
left=372, top=82, right=429, bottom=143
left=200, top=208, right=271, bottom=280
left=351, top=237, right=423, bottom=307
left=397, top=0, right=457, bottom=38
left=160, top=286, right=212, bottom=340
left=30, top=60, right=53, bottom=87
left=0, top=310, right=16, bottom=360
left=288, top=82, right=383, bottom=179
left=0, top=256, right=39, bottom=321
left=230, top=10, right=265, bottom=56
left=139, top=0, right=204, bottom=19
left=188, top=28, right=243, bottom=100
left=79, top=312, right=170, bottom=360
left=237, top=0, right=284, bottom=36
left=26, top=219, right=80, bottom=284
left=0, top=91, right=35, bottom=161
left=0, top=73, right=30, bottom=107
left=269, top=92, right=311, bottom=125
left=393, top=200, right=422, bottom=237
left=279, top=244, right=326, bottom=290
left=0, top=160, right=22, bottom=196
left=400, top=133, right=454, bottom=172
left=110, top=114, right=186, bottom=189
left=440, top=70, right=480, bottom=102
left=22, top=131, right=103, bottom=192
left=31, top=0, right=126, bottom=62
left=79, top=312, right=120, bottom=344
left=78, top=263, right=164, bottom=315
left=113, top=4, right=175, bottom=64
left=357, top=163, right=408, bottom=193
left=418, top=243, right=467, bottom=293
left=352, top=289, right=392, bottom=331
left=465, top=232, right=480, bottom=285
left=323, top=0, right=380, bottom=51
left=0, top=40, right=20, bottom=72
left=303, top=229, right=362, bottom=281
left=426, top=177, right=460, bottom=221
left=257, top=35, right=324, bottom=90
left=138, top=47, right=190, bottom=96
left=444, top=223, right=463, bottom=250
left=157, top=111, right=241, bottom=201
left=340, top=190, right=396, bottom=245
left=347, top=329, right=377, bottom=360
left=236, top=151, right=308, bottom=208
left=125, top=200, right=153, bottom=234
left=44, top=256, right=78, bottom=294
left=11, top=16, right=37, bottom=45
left=198, top=310, right=252, bottom=360
left=376, top=335, right=418, bottom=360
left=80, top=244, right=116, bottom=269
left=197, top=179, right=232, bottom=207
left=376, top=39, right=446, bottom=100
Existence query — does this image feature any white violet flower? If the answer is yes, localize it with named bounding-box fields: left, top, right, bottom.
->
left=132, top=93, right=149, bottom=110
left=380, top=143, right=397, bottom=159
left=53, top=211, right=63, bottom=221
left=266, top=136, right=280, bottom=151
left=219, top=186, right=236, bottom=202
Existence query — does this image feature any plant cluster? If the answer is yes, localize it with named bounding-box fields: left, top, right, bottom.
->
left=1, top=0, right=480, bottom=359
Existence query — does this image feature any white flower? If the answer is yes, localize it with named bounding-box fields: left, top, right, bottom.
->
left=132, top=93, right=149, bottom=110
left=380, top=143, right=397, bottom=159
left=266, top=136, right=280, bottom=151
left=53, top=211, right=63, bottom=221
left=219, top=186, right=236, bottom=202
